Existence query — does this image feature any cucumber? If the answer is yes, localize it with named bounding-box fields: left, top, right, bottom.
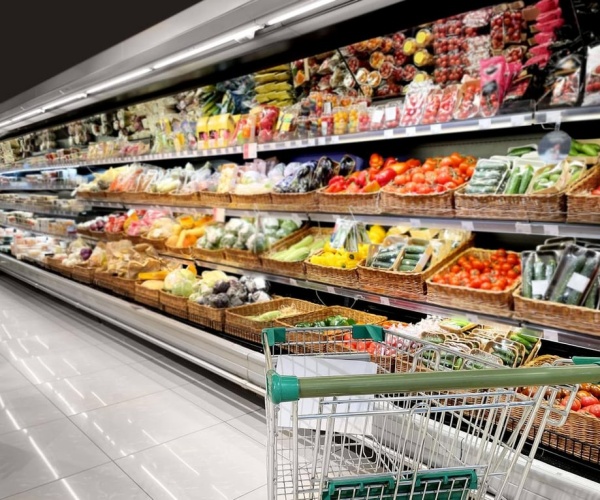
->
left=522, top=254, right=534, bottom=299
left=504, top=171, right=522, bottom=195
left=508, top=146, right=536, bottom=157
left=401, top=259, right=419, bottom=267
left=580, top=144, right=599, bottom=157
left=564, top=258, right=598, bottom=305
left=510, top=334, right=534, bottom=352
left=471, top=178, right=501, bottom=187
left=465, top=185, right=495, bottom=194
left=405, top=245, right=427, bottom=253
left=549, top=254, right=586, bottom=303
left=544, top=259, right=557, bottom=280
left=533, top=260, right=545, bottom=281
left=584, top=276, right=599, bottom=309
left=518, top=166, right=534, bottom=194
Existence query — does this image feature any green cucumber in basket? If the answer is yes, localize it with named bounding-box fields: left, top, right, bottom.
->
left=584, top=276, right=600, bottom=309
left=518, top=166, right=534, bottom=194
left=504, top=171, right=522, bottom=195
left=522, top=254, right=534, bottom=299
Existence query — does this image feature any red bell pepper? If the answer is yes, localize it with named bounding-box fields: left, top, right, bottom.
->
left=374, top=167, right=396, bottom=187
left=369, top=153, right=384, bottom=170
left=383, top=157, right=397, bottom=169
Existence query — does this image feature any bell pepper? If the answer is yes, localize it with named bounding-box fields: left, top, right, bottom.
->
left=325, top=181, right=346, bottom=193
left=390, top=161, right=409, bottom=175
left=374, top=167, right=396, bottom=187
left=383, top=157, right=397, bottom=169
left=328, top=175, right=345, bottom=186
left=369, top=153, right=384, bottom=170
left=361, top=180, right=381, bottom=193
left=345, top=182, right=361, bottom=194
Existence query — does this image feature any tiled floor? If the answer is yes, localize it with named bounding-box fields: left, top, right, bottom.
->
left=0, top=277, right=267, bottom=499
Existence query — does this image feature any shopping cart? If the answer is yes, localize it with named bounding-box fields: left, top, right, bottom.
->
left=263, top=324, right=600, bottom=500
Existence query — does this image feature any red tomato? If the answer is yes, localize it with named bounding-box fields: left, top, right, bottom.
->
left=436, top=172, right=452, bottom=185
left=412, top=172, right=426, bottom=184
left=587, top=404, right=600, bottom=417
left=572, top=398, right=582, bottom=412
left=592, top=187, right=600, bottom=196
left=469, top=278, right=482, bottom=289
left=480, top=282, right=492, bottom=290
left=580, top=395, right=600, bottom=408
left=356, top=341, right=366, bottom=351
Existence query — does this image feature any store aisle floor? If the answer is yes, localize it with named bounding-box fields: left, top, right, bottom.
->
left=0, top=276, right=268, bottom=500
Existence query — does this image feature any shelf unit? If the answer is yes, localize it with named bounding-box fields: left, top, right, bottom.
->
left=0, top=203, right=83, bottom=218
left=0, top=222, right=94, bottom=241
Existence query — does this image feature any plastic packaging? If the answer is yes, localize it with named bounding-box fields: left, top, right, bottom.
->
left=583, top=46, right=600, bottom=107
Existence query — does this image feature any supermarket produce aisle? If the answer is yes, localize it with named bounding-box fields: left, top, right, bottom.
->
left=0, top=276, right=267, bottom=500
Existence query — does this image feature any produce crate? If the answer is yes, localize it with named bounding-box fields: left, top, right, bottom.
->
left=305, top=251, right=359, bottom=288
left=105, top=231, right=123, bottom=242
left=164, top=242, right=193, bottom=258
left=223, top=248, right=261, bottom=269
left=261, top=226, right=331, bottom=280
left=71, top=265, right=95, bottom=285
left=513, top=286, right=600, bottom=337
left=426, top=248, right=521, bottom=317
left=94, top=271, right=114, bottom=291
left=567, top=164, right=600, bottom=223
left=134, top=283, right=161, bottom=309
left=357, top=236, right=474, bottom=300
left=159, top=291, right=189, bottom=319
left=199, top=191, right=231, bottom=207
left=270, top=191, right=319, bottom=212
left=225, top=298, right=322, bottom=343
left=141, top=236, right=167, bottom=251
left=380, top=185, right=458, bottom=218
left=122, top=233, right=144, bottom=245
left=104, top=192, right=124, bottom=202
left=192, top=247, right=225, bottom=264
left=170, top=192, right=202, bottom=207
left=89, top=230, right=107, bottom=241
left=94, top=272, right=136, bottom=299
left=120, top=192, right=148, bottom=204
left=230, top=192, right=273, bottom=210
left=76, top=228, right=91, bottom=237
left=45, top=257, right=72, bottom=279
left=317, top=189, right=380, bottom=214
left=76, top=191, right=105, bottom=200
left=188, top=301, right=226, bottom=331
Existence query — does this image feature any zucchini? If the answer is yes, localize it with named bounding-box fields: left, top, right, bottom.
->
left=508, top=146, right=536, bottom=156
left=470, top=178, right=501, bottom=187
left=504, top=171, right=522, bottom=195
left=548, top=254, right=586, bottom=303
left=518, top=166, right=533, bottom=194
left=405, top=245, right=427, bottom=253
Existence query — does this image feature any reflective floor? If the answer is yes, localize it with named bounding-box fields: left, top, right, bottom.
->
left=0, top=277, right=267, bottom=499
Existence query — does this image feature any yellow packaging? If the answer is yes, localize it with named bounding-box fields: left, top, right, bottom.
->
left=207, top=114, right=236, bottom=148
left=196, top=117, right=209, bottom=150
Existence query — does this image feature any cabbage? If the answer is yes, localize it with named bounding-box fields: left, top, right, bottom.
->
left=261, top=217, right=280, bottom=231
left=237, top=222, right=256, bottom=243
left=279, top=219, right=300, bottom=235
left=164, top=269, right=196, bottom=291
left=247, top=233, right=267, bottom=253
left=219, top=233, right=237, bottom=248
left=206, top=226, right=224, bottom=246
left=224, top=218, right=245, bottom=235
left=172, top=281, right=194, bottom=297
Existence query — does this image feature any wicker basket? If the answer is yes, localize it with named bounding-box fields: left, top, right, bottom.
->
left=170, top=192, right=202, bottom=207
left=120, top=192, right=148, bottom=204
left=192, top=247, right=225, bottom=264
left=271, top=191, right=319, bottom=212
left=94, top=272, right=136, bottom=298
left=141, top=236, right=167, bottom=251
left=357, top=237, right=474, bottom=300
left=104, top=192, right=123, bottom=202
left=71, top=265, right=95, bottom=285
left=567, top=165, right=600, bottom=223
left=164, top=243, right=193, bottom=258
left=45, top=257, right=72, bottom=279
left=261, top=227, right=331, bottom=279
left=134, top=283, right=161, bottom=309
left=225, top=298, right=323, bottom=343
left=230, top=192, right=273, bottom=210
left=159, top=291, right=189, bottom=319
left=305, top=252, right=359, bottom=288
left=94, top=271, right=113, bottom=291
left=76, top=228, right=91, bottom=237
left=105, top=231, right=123, bottom=242
left=513, top=287, right=600, bottom=337
left=188, top=302, right=226, bottom=331
left=380, top=185, right=457, bottom=218
left=426, top=248, right=521, bottom=317
left=89, top=230, right=107, bottom=241
left=199, top=191, right=231, bottom=207
left=224, top=248, right=261, bottom=269
left=76, top=191, right=104, bottom=200
left=318, top=189, right=380, bottom=214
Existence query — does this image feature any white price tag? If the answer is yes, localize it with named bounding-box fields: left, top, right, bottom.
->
left=317, top=137, right=327, bottom=145
left=326, top=286, right=335, bottom=294
left=262, top=143, right=272, bottom=150
left=431, top=123, right=442, bottom=133
left=409, top=218, right=421, bottom=227
left=543, top=329, right=559, bottom=342
left=372, top=109, right=384, bottom=124
left=383, top=129, right=394, bottom=138
left=290, top=278, right=298, bottom=287
left=243, top=142, right=258, bottom=159
left=380, top=296, right=391, bottom=306
left=406, top=127, right=417, bottom=136
left=543, top=224, right=560, bottom=236
left=532, top=279, right=549, bottom=297
left=511, top=114, right=526, bottom=126
left=479, top=118, right=492, bottom=129
left=308, top=138, right=317, bottom=146
left=567, top=272, right=590, bottom=293
left=226, top=147, right=234, bottom=154
left=515, top=222, right=532, bottom=234
left=212, top=208, right=226, bottom=222
left=331, top=135, right=340, bottom=144
left=385, top=107, right=397, bottom=121
left=461, top=221, right=475, bottom=231
left=546, top=110, right=562, bottom=124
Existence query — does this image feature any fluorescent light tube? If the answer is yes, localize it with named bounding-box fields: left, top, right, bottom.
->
left=0, top=120, right=12, bottom=127
left=10, top=109, right=44, bottom=122
left=42, top=93, right=87, bottom=112
left=267, top=0, right=336, bottom=26
left=87, top=68, right=153, bottom=95
left=153, top=25, right=261, bottom=70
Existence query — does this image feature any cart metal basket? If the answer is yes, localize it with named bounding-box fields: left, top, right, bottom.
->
left=263, top=325, right=600, bottom=500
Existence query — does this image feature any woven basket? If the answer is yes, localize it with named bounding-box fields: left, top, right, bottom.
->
left=513, top=287, right=600, bottom=337
left=159, top=291, right=189, bottom=319
left=318, top=189, right=380, bottom=214
left=567, top=165, right=600, bottom=223
left=71, top=265, right=95, bottom=285
left=76, top=191, right=104, bottom=200
left=357, top=237, right=474, bottom=300
left=165, top=243, right=193, bottom=258
left=188, top=301, right=226, bottom=331
left=305, top=251, right=359, bottom=288
left=225, top=298, right=323, bottom=343
left=141, top=236, right=167, bottom=251
left=199, top=191, right=231, bottom=207
left=122, top=233, right=145, bottom=245
left=271, top=191, right=319, bottom=212
left=262, top=227, right=331, bottom=279
left=104, top=192, right=123, bottom=202
left=170, top=192, right=202, bottom=207
left=224, top=248, right=261, bottom=269
left=76, top=228, right=91, bottom=237
left=192, top=247, right=225, bottom=263
left=380, top=185, right=458, bottom=218
left=230, top=192, right=273, bottom=210
left=89, top=230, right=107, bottom=241
left=134, top=283, right=161, bottom=309
left=94, top=272, right=136, bottom=298
left=94, top=271, right=113, bottom=291
left=46, top=257, right=72, bottom=279
left=105, top=231, right=123, bottom=242
left=426, top=248, right=521, bottom=317
left=120, top=192, right=148, bottom=204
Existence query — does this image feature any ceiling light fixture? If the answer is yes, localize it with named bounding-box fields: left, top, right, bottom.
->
left=152, top=25, right=262, bottom=70
left=266, top=0, right=337, bottom=26
left=0, top=120, right=12, bottom=128
left=86, top=68, right=153, bottom=95
left=42, top=93, right=88, bottom=112
left=10, top=109, right=44, bottom=122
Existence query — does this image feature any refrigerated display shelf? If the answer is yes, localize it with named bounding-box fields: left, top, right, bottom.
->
left=0, top=182, right=78, bottom=191
left=0, top=111, right=536, bottom=174
left=0, top=203, right=82, bottom=218
left=0, top=222, right=95, bottom=241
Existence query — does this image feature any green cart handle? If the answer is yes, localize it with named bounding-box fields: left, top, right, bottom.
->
left=266, top=360, right=600, bottom=404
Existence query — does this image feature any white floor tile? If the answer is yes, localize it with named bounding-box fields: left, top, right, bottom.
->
left=0, top=364, right=31, bottom=394
left=0, top=323, right=69, bottom=343
left=71, top=391, right=221, bottom=459
left=0, top=386, right=64, bottom=436
left=129, top=359, right=206, bottom=389
left=227, top=409, right=267, bottom=447
left=0, top=332, right=91, bottom=360
left=3, top=463, right=150, bottom=499
left=173, top=378, right=263, bottom=422
left=12, top=345, right=125, bottom=385
left=95, top=340, right=161, bottom=365
left=236, top=485, right=268, bottom=499
left=117, top=423, right=267, bottom=500
left=0, top=419, right=109, bottom=498
left=38, top=364, right=167, bottom=416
